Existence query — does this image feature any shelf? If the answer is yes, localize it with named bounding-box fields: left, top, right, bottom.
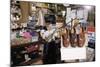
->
left=11, top=27, right=27, bottom=31
left=11, top=41, right=40, bottom=48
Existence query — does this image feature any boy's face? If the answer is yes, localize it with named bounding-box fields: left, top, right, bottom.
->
left=56, top=22, right=63, bottom=28
left=46, top=23, right=51, bottom=30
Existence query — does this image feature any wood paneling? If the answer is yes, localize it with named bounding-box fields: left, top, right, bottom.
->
left=19, top=1, right=31, bottom=23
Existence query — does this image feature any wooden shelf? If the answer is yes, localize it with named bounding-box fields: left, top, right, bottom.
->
left=11, top=27, right=27, bottom=31
left=11, top=41, right=40, bottom=48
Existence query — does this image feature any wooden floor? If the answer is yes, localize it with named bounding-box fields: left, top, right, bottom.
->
left=31, top=59, right=43, bottom=65
left=19, top=55, right=43, bottom=66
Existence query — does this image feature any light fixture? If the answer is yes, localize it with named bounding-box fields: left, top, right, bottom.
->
left=63, top=4, right=69, bottom=7
left=84, top=6, right=92, bottom=10
left=62, top=11, right=66, bottom=17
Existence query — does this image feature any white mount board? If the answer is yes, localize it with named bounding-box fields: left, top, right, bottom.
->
left=61, top=47, right=86, bottom=60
